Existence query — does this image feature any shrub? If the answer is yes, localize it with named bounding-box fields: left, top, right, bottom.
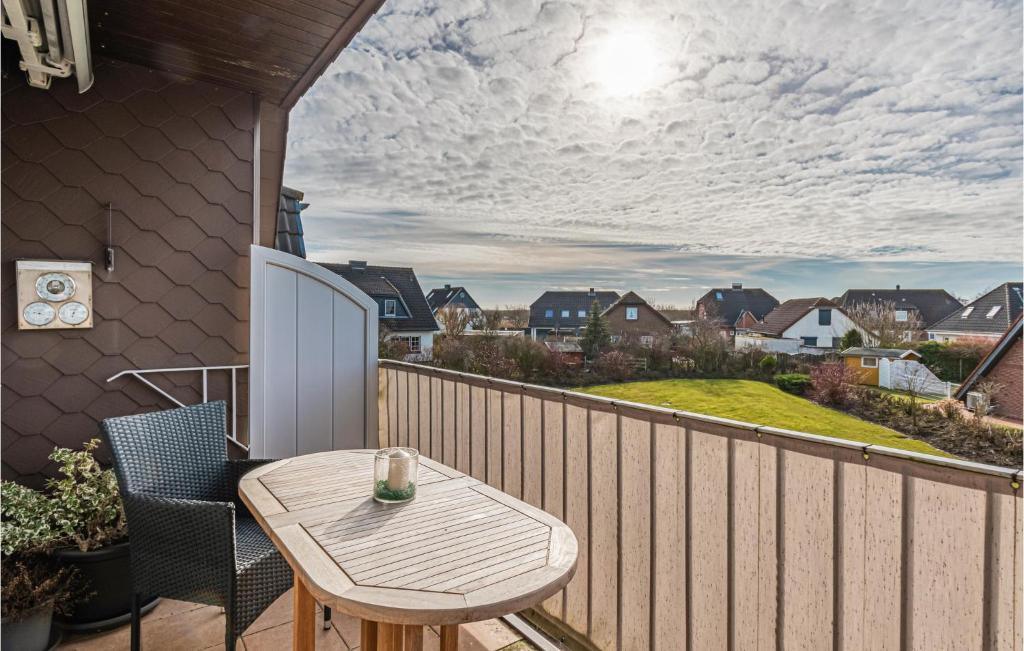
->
left=808, top=362, right=859, bottom=405
left=774, top=373, right=812, bottom=395
left=758, top=355, right=778, bottom=372
left=839, top=328, right=864, bottom=350
left=1, top=558, right=77, bottom=621
left=934, top=397, right=963, bottom=421
left=46, top=439, right=126, bottom=552
left=593, top=351, right=632, bottom=383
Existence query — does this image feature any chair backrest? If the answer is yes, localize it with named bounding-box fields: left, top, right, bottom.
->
left=102, top=402, right=230, bottom=502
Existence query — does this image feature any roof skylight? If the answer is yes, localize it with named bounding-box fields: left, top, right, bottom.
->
left=986, top=305, right=1001, bottom=318
left=961, top=307, right=974, bottom=318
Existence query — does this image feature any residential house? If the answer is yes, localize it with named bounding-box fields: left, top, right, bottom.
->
left=695, top=283, right=779, bottom=337
left=926, top=282, right=1023, bottom=343
left=527, top=288, right=620, bottom=340
left=736, top=298, right=872, bottom=354
left=835, top=286, right=962, bottom=338
left=426, top=284, right=483, bottom=332
left=955, top=316, right=1023, bottom=420
left=840, top=347, right=922, bottom=386
left=601, top=291, right=673, bottom=345
left=321, top=261, right=439, bottom=358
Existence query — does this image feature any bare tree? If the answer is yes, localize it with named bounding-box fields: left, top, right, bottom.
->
left=436, top=306, right=473, bottom=337
left=499, top=305, right=529, bottom=329
left=972, top=379, right=1003, bottom=420
left=847, top=300, right=923, bottom=347
left=682, top=308, right=728, bottom=372
left=901, top=363, right=933, bottom=432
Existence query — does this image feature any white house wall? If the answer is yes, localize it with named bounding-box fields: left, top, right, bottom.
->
left=780, top=308, right=868, bottom=348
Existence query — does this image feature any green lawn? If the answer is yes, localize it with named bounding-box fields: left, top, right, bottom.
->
left=578, top=379, right=949, bottom=456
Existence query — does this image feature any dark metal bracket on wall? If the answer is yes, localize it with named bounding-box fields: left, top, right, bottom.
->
left=104, top=202, right=115, bottom=272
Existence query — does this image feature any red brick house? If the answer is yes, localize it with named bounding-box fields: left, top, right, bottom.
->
left=602, top=291, right=673, bottom=344
left=955, top=315, right=1023, bottom=421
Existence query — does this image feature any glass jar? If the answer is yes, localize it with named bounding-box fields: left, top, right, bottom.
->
left=373, top=448, right=419, bottom=503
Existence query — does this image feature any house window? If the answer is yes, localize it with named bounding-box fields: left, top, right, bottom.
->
left=384, top=299, right=397, bottom=317
left=394, top=336, right=421, bottom=353
left=818, top=309, right=831, bottom=326
left=561, top=309, right=570, bottom=318
left=545, top=309, right=554, bottom=318
left=928, top=333, right=936, bottom=340
left=895, top=310, right=908, bottom=322
left=801, top=336, right=818, bottom=347
left=626, top=307, right=639, bottom=321
left=578, top=310, right=587, bottom=318
left=861, top=357, right=878, bottom=368
left=640, top=335, right=654, bottom=346
left=986, top=305, right=1002, bottom=319
left=961, top=307, right=974, bottom=318
left=715, top=291, right=723, bottom=300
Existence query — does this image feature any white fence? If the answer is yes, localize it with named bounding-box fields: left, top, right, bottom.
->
left=880, top=358, right=956, bottom=397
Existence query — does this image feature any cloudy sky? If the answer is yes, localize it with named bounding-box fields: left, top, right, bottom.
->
left=285, top=0, right=1023, bottom=307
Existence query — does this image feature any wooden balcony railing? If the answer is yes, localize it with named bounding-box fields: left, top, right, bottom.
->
left=377, top=359, right=1022, bottom=650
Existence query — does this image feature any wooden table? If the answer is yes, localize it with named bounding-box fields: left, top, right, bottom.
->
left=239, top=450, right=578, bottom=651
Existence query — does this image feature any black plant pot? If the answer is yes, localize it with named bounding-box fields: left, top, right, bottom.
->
left=54, top=541, right=159, bottom=634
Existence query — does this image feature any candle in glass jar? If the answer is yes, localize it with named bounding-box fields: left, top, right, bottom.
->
left=386, top=448, right=412, bottom=491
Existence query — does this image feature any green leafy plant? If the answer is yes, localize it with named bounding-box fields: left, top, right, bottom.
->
left=758, top=355, right=778, bottom=372
left=46, top=439, right=127, bottom=552
left=1, top=481, right=62, bottom=557
left=774, top=373, right=812, bottom=395
left=580, top=300, right=611, bottom=358
left=839, top=328, right=864, bottom=350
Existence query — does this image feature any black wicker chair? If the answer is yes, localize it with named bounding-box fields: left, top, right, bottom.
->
left=101, top=401, right=294, bottom=650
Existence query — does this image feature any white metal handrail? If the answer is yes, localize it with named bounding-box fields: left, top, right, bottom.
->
left=107, top=365, right=249, bottom=449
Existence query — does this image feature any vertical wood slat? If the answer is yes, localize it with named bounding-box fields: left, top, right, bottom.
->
left=589, top=411, right=618, bottom=650
left=396, top=369, right=408, bottom=448
left=864, top=464, right=902, bottom=650
left=503, top=392, right=522, bottom=498
left=541, top=399, right=565, bottom=619
left=456, top=382, right=471, bottom=474
left=619, top=416, right=651, bottom=650
left=469, top=385, right=487, bottom=482
left=442, top=380, right=456, bottom=467
left=652, top=422, right=685, bottom=651
left=418, top=374, right=430, bottom=457
left=729, top=438, right=761, bottom=651
left=522, top=396, right=543, bottom=509
left=430, top=377, right=442, bottom=461
left=689, top=429, right=728, bottom=650
left=387, top=368, right=398, bottom=449
left=563, top=404, right=589, bottom=635
left=376, top=363, right=388, bottom=448
left=779, top=449, right=834, bottom=650
left=486, top=389, right=503, bottom=489
left=405, top=371, right=418, bottom=451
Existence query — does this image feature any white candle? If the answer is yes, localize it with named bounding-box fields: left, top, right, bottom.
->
left=386, top=448, right=412, bottom=492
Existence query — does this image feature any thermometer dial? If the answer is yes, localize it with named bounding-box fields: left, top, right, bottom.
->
left=58, top=301, right=89, bottom=326
left=24, top=301, right=56, bottom=326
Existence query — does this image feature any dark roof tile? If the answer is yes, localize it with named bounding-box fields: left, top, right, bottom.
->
left=929, top=283, right=1023, bottom=335
left=836, top=288, right=962, bottom=328
left=321, top=263, right=439, bottom=332
left=696, top=287, right=779, bottom=325
left=528, top=290, right=620, bottom=328
left=748, top=298, right=836, bottom=336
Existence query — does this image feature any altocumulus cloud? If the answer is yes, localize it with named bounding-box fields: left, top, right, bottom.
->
left=285, top=0, right=1022, bottom=304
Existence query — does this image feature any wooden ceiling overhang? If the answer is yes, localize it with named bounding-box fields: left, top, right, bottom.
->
left=89, top=0, right=385, bottom=108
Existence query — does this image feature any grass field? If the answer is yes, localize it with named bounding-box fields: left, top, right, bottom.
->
left=579, top=379, right=949, bottom=456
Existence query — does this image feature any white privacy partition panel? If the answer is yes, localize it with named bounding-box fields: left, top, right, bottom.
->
left=249, top=245, right=378, bottom=458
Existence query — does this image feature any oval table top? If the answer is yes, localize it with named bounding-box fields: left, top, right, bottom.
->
left=239, top=449, right=578, bottom=626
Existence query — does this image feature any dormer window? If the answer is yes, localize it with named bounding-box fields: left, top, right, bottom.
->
left=384, top=299, right=397, bottom=317
left=895, top=310, right=908, bottom=322
left=961, top=307, right=974, bottom=318
left=626, top=307, right=639, bottom=321
left=986, top=305, right=1001, bottom=319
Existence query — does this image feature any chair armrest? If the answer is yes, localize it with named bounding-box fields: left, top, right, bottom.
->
left=123, top=494, right=236, bottom=601
left=227, top=458, right=278, bottom=513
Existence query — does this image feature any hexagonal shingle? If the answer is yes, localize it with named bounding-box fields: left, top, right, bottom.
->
left=2, top=435, right=58, bottom=474
left=42, top=149, right=102, bottom=187
left=3, top=359, right=61, bottom=396
left=161, top=184, right=207, bottom=217
left=160, top=286, right=208, bottom=320
left=195, top=337, right=238, bottom=366
left=123, top=126, right=175, bottom=162
left=4, top=201, right=61, bottom=241
left=4, top=396, right=61, bottom=436
left=160, top=252, right=207, bottom=285
left=5, top=160, right=63, bottom=202
left=43, top=375, right=104, bottom=413
left=122, top=337, right=175, bottom=369
left=46, top=224, right=101, bottom=259
left=5, top=123, right=61, bottom=162
left=121, top=267, right=174, bottom=302
left=193, top=237, right=236, bottom=272
left=158, top=321, right=208, bottom=354
left=122, top=231, right=174, bottom=266
left=42, top=413, right=99, bottom=449
left=84, top=101, right=140, bottom=138
left=3, top=330, right=62, bottom=358
left=157, top=217, right=206, bottom=250
left=193, top=303, right=237, bottom=338
left=43, top=339, right=103, bottom=375
left=41, top=186, right=103, bottom=226
left=84, top=390, right=140, bottom=422
left=122, top=161, right=175, bottom=197
left=121, top=195, right=177, bottom=232
left=122, top=303, right=175, bottom=338
left=94, top=283, right=141, bottom=320
left=43, top=113, right=103, bottom=150
left=84, top=319, right=140, bottom=355
left=159, top=149, right=207, bottom=185
left=124, top=91, right=175, bottom=127
left=84, top=136, right=139, bottom=174
left=159, top=116, right=207, bottom=150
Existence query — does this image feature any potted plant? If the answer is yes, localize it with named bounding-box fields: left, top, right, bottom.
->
left=1, top=481, right=76, bottom=650
left=44, top=439, right=158, bottom=632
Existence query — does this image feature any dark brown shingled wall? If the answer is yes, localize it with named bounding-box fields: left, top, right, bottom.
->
left=2, top=59, right=255, bottom=487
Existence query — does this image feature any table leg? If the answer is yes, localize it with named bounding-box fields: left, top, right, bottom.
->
left=378, top=623, right=402, bottom=650
left=440, top=624, right=458, bottom=651
left=292, top=575, right=315, bottom=651
left=361, top=620, right=378, bottom=651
